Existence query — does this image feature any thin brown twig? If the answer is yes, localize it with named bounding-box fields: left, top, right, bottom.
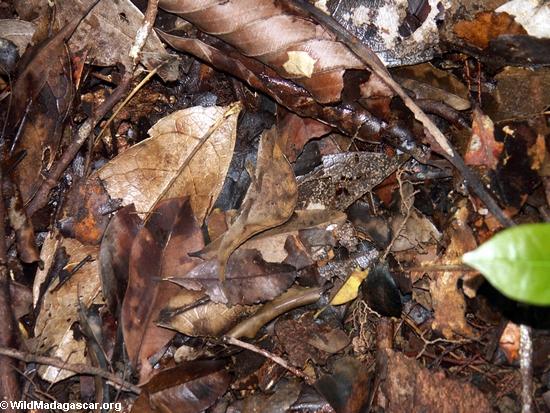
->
left=26, top=0, right=162, bottom=216
left=223, top=336, right=314, bottom=385
left=0, top=347, right=140, bottom=394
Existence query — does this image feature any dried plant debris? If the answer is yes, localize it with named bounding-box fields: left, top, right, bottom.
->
left=297, top=152, right=404, bottom=210
left=98, top=105, right=241, bottom=222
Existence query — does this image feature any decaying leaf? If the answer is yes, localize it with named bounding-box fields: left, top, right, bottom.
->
left=392, top=63, right=471, bottom=111
left=377, top=349, right=492, bottom=412
left=242, top=379, right=302, bottom=413
left=99, top=204, right=142, bottom=314
left=54, top=0, right=177, bottom=80
left=158, top=288, right=258, bottom=337
left=198, top=126, right=297, bottom=278
left=122, top=198, right=203, bottom=380
left=132, top=360, right=231, bottom=413
left=169, top=249, right=296, bottom=305
left=331, top=268, right=369, bottom=306
left=297, top=152, right=404, bottom=210
left=389, top=209, right=442, bottom=252
left=0, top=19, right=36, bottom=56
left=98, top=104, right=241, bottom=222
left=315, top=356, right=372, bottom=413
left=453, top=12, right=527, bottom=49
left=32, top=236, right=102, bottom=382
left=275, top=313, right=350, bottom=366
left=430, top=205, right=476, bottom=339
left=464, top=108, right=503, bottom=170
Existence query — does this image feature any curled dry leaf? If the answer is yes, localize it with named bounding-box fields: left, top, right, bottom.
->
left=99, top=204, right=142, bottom=314
left=158, top=288, right=258, bottom=337
left=97, top=104, right=241, bottom=222
left=198, top=126, right=298, bottom=278
left=31, top=236, right=102, bottom=382
left=169, top=249, right=296, bottom=306
left=122, top=198, right=204, bottom=380
left=159, top=0, right=364, bottom=104
left=55, top=0, right=177, bottom=80
left=132, top=360, right=231, bottom=413
left=297, top=152, right=404, bottom=210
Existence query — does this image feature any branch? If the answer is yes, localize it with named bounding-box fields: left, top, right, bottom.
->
left=0, top=347, right=140, bottom=394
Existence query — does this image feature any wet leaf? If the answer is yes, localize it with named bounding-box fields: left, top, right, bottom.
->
left=169, top=249, right=296, bottom=306
left=122, top=198, right=204, bottom=380
left=99, top=204, right=142, bottom=314
left=133, top=360, right=231, bottom=413
left=463, top=223, right=550, bottom=305
left=242, top=379, right=302, bottom=413
left=97, top=105, right=240, bottom=222
left=32, top=236, right=102, bottom=383
left=198, top=126, right=297, bottom=278
left=331, top=268, right=369, bottom=306
left=361, top=264, right=403, bottom=317
left=464, top=108, right=503, bottom=170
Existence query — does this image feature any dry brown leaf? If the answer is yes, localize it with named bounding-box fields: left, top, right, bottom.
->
left=158, top=288, right=258, bottom=337
left=55, top=0, right=177, bottom=80
left=31, top=236, right=102, bottom=382
left=198, top=126, right=298, bottom=278
left=430, top=205, right=477, bottom=339
left=122, top=198, right=204, bottom=381
left=97, top=104, right=241, bottom=222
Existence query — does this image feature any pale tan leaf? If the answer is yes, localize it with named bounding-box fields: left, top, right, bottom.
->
left=199, top=126, right=298, bottom=278
left=97, top=105, right=240, bottom=222
left=32, top=237, right=102, bottom=382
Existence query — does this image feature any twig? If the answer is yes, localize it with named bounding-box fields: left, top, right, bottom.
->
left=223, top=336, right=314, bottom=385
left=520, top=325, right=533, bottom=413
left=291, top=0, right=514, bottom=228
left=26, top=0, right=162, bottom=216
left=0, top=347, right=140, bottom=394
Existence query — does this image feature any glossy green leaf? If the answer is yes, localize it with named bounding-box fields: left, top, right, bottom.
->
left=462, top=223, right=550, bottom=305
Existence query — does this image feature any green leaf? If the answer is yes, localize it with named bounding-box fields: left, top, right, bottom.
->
left=462, top=223, right=550, bottom=305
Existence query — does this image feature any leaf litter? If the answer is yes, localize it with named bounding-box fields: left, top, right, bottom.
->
left=2, top=0, right=549, bottom=411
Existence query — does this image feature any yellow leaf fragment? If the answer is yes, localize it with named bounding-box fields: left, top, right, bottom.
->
left=331, top=268, right=369, bottom=305
left=283, top=51, right=317, bottom=78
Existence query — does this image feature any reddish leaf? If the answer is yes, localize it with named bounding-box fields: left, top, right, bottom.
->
left=133, top=360, right=231, bottom=413
left=122, top=198, right=204, bottom=381
left=169, top=249, right=296, bottom=306
left=99, top=204, right=142, bottom=314
left=464, top=108, right=504, bottom=170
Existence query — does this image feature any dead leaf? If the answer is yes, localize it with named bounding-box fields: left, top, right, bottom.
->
left=97, top=104, right=241, bottom=222
left=0, top=19, right=36, bottom=56
left=277, top=110, right=332, bottom=162
left=122, top=198, right=203, bottom=381
left=389, top=209, right=442, bottom=252
left=31, top=236, right=102, bottom=382
left=331, top=268, right=368, bottom=306
left=377, top=349, right=492, bottom=412
left=453, top=12, right=527, bottom=49
left=169, top=249, right=296, bottom=306
left=392, top=63, right=471, bottom=111
left=275, top=313, right=349, bottom=366
left=55, top=0, right=177, bottom=80
left=158, top=288, right=258, bottom=337
left=132, top=360, right=231, bottom=413
left=242, top=379, right=302, bottom=413
left=99, top=204, right=142, bottom=314
left=464, top=108, right=503, bottom=170
left=297, top=152, right=404, bottom=210
left=430, top=205, right=476, bottom=339
left=197, top=126, right=298, bottom=278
